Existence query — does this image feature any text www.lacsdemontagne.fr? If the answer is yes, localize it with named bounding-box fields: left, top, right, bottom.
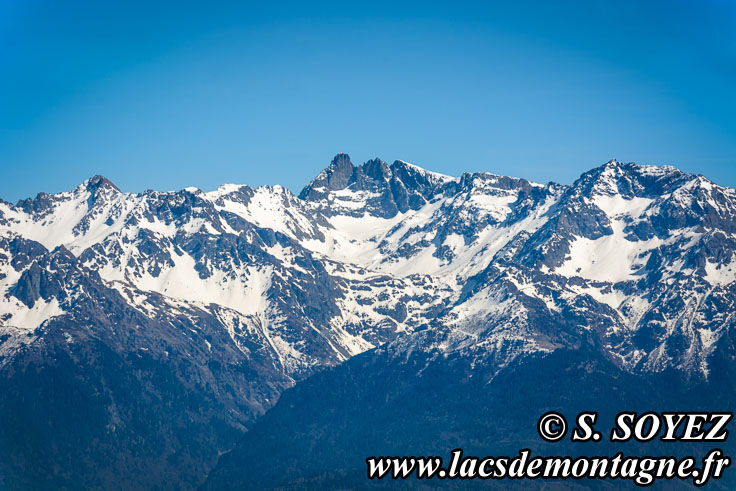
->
left=366, top=448, right=730, bottom=486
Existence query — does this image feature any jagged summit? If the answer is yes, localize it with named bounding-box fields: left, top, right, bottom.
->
left=85, top=174, right=120, bottom=193
left=298, top=153, right=358, bottom=198
left=298, top=153, right=455, bottom=218
left=300, top=153, right=452, bottom=193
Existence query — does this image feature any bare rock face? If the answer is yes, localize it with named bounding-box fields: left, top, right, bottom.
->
left=300, top=153, right=453, bottom=218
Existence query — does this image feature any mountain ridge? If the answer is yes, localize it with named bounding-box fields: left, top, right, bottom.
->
left=1, top=154, right=735, bottom=488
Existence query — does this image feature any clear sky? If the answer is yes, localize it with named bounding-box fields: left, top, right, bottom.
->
left=1, top=0, right=734, bottom=202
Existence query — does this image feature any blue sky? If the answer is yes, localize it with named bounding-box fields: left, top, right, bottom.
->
left=1, top=0, right=734, bottom=202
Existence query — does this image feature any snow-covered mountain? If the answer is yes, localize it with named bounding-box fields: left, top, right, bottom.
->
left=1, top=153, right=735, bottom=488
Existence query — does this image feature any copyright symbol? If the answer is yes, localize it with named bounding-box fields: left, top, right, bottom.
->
left=537, top=412, right=567, bottom=442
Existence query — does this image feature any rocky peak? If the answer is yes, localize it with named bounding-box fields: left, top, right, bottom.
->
left=571, top=159, right=688, bottom=201
left=299, top=154, right=454, bottom=217
left=298, top=153, right=357, bottom=201
left=81, top=175, right=123, bottom=210
left=85, top=175, right=120, bottom=193
left=362, top=158, right=392, bottom=181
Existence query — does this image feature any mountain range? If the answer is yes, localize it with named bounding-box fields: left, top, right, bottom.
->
left=1, top=154, right=735, bottom=489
